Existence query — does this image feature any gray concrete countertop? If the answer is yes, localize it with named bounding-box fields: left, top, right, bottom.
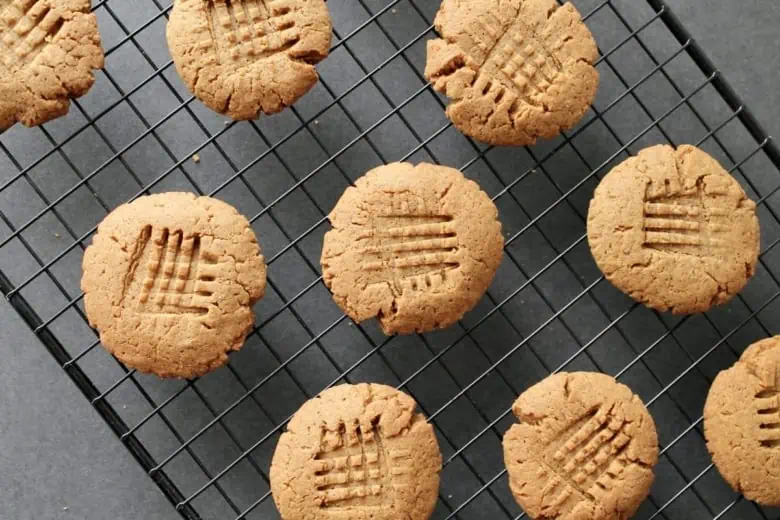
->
left=665, top=0, right=780, bottom=138
left=0, top=1, right=778, bottom=519
left=0, top=297, right=177, bottom=520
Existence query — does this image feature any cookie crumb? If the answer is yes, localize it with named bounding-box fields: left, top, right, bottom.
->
left=192, top=154, right=201, bottom=164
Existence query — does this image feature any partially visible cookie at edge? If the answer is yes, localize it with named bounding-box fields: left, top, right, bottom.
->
left=704, top=337, right=780, bottom=506
left=270, top=383, right=442, bottom=520
left=503, top=372, right=658, bottom=520
left=0, top=0, right=104, bottom=131
left=81, top=192, right=267, bottom=379
left=166, top=0, right=332, bottom=120
left=321, top=162, right=504, bottom=335
left=425, top=0, right=599, bottom=146
left=587, top=144, right=760, bottom=314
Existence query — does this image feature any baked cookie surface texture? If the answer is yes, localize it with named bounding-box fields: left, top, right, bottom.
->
left=587, top=144, right=759, bottom=314
left=0, top=0, right=104, bottom=130
left=503, top=372, right=658, bottom=520
left=167, top=0, right=332, bottom=120
left=425, top=0, right=599, bottom=146
left=81, top=192, right=267, bottom=379
left=704, top=337, right=780, bottom=506
left=321, top=162, right=504, bottom=335
left=270, top=383, right=442, bottom=520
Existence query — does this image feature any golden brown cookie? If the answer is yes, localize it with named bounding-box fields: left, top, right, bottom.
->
left=424, top=0, right=599, bottom=146
left=166, top=0, right=331, bottom=120
left=321, top=162, right=504, bottom=335
left=270, top=383, right=442, bottom=520
left=503, top=372, right=658, bottom=520
left=0, top=0, right=104, bottom=130
left=587, top=144, right=760, bottom=314
left=81, top=192, right=267, bottom=379
left=704, top=337, right=780, bottom=506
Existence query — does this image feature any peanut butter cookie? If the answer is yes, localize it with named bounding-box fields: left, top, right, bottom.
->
left=167, top=0, right=331, bottom=120
left=321, top=162, right=504, bottom=335
left=587, top=144, right=760, bottom=314
left=704, top=337, right=780, bottom=506
left=503, top=372, right=658, bottom=520
left=81, top=193, right=267, bottom=379
left=0, top=0, right=104, bottom=130
left=425, top=0, right=599, bottom=146
left=270, top=383, right=442, bottom=520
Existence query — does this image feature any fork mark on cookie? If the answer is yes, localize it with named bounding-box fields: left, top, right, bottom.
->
left=198, top=0, right=300, bottom=66
left=429, top=10, right=569, bottom=116
left=356, top=193, right=460, bottom=295
left=0, top=0, right=65, bottom=72
left=642, top=178, right=730, bottom=254
left=532, top=406, right=633, bottom=514
left=121, top=227, right=221, bottom=324
left=465, top=14, right=561, bottom=106
left=313, top=419, right=411, bottom=510
left=752, top=363, right=780, bottom=449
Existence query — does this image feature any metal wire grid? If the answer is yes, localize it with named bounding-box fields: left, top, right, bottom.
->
left=1, top=0, right=780, bottom=518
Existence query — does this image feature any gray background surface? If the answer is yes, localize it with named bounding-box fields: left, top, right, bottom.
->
left=1, top=0, right=780, bottom=519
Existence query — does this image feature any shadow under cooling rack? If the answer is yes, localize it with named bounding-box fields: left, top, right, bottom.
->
left=2, top=0, right=780, bottom=519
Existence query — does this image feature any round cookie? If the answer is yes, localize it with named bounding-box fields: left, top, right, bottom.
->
left=704, top=337, right=780, bottom=506
left=587, top=144, right=760, bottom=314
left=503, top=372, right=658, bottom=520
left=270, top=383, right=442, bottom=520
left=81, top=192, right=267, bottom=379
left=166, top=0, right=331, bottom=120
left=321, top=162, right=504, bottom=335
left=424, top=0, right=599, bottom=146
left=0, top=0, right=104, bottom=131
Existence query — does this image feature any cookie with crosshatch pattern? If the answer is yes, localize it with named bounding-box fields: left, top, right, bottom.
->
left=0, top=0, right=104, bottom=130
left=424, top=0, right=599, bottom=146
left=503, top=372, right=658, bottom=520
left=270, top=383, right=442, bottom=520
left=81, top=193, right=267, bottom=379
left=587, top=144, right=760, bottom=315
left=704, top=336, right=780, bottom=506
left=166, top=0, right=331, bottom=120
left=320, top=162, right=504, bottom=335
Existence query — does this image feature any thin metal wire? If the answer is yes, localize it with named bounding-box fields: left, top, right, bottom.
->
left=1, top=1, right=778, bottom=519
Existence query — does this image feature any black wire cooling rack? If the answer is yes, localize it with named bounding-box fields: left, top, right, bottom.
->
left=2, top=0, right=780, bottom=518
